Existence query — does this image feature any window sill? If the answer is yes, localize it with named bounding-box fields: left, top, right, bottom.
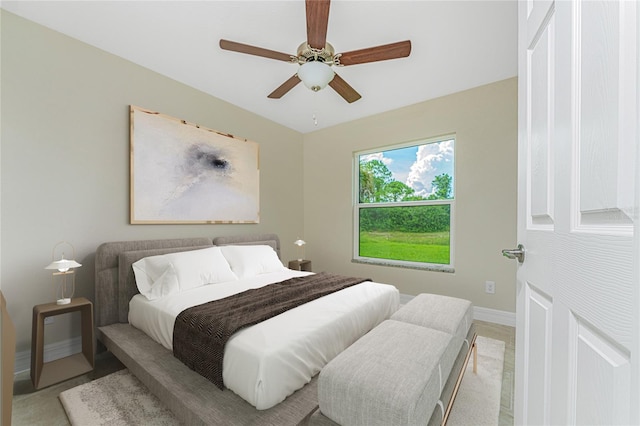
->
left=351, top=258, right=455, bottom=273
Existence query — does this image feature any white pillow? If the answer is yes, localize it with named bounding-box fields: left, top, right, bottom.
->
left=133, top=247, right=238, bottom=300
left=220, top=245, right=286, bottom=279
left=132, top=253, right=178, bottom=300
left=140, top=263, right=180, bottom=300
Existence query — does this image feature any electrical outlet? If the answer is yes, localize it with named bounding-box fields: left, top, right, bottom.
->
left=485, top=281, right=496, bottom=294
left=44, top=317, right=55, bottom=325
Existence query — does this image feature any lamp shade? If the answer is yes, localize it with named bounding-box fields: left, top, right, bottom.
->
left=45, top=258, right=82, bottom=273
left=297, top=62, right=335, bottom=92
left=45, top=241, right=81, bottom=304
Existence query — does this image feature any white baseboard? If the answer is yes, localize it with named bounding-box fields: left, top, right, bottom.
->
left=14, top=336, right=82, bottom=375
left=473, top=306, right=516, bottom=327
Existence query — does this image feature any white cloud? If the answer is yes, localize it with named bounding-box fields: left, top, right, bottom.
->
left=361, top=152, right=393, bottom=166
left=405, top=140, right=454, bottom=197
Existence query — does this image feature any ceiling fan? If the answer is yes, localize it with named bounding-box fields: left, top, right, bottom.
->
left=219, top=0, right=411, bottom=103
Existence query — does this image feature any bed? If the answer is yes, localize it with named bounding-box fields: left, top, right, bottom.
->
left=95, top=234, right=399, bottom=425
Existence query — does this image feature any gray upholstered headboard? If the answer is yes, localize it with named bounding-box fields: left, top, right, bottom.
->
left=94, top=234, right=281, bottom=327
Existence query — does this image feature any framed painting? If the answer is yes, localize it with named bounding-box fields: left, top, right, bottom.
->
left=130, top=106, right=259, bottom=224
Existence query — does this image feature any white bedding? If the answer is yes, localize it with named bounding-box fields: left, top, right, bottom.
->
left=128, top=269, right=399, bottom=410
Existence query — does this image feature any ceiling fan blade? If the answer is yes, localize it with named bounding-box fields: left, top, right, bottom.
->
left=306, top=0, right=331, bottom=50
left=337, top=40, right=412, bottom=66
left=220, top=39, right=293, bottom=62
left=329, top=73, right=361, bottom=103
left=268, top=74, right=302, bottom=99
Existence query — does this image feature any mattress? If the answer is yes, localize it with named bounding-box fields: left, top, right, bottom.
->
left=128, top=269, right=399, bottom=410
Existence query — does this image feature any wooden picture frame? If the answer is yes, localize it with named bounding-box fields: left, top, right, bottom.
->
left=130, top=106, right=259, bottom=224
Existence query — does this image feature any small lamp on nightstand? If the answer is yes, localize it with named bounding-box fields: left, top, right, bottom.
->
left=44, top=241, right=81, bottom=305
left=294, top=239, right=306, bottom=261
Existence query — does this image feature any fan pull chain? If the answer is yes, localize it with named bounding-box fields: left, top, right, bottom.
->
left=312, top=93, right=319, bottom=126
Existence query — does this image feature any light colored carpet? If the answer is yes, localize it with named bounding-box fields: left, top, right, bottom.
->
left=448, top=335, right=506, bottom=426
left=59, top=369, right=179, bottom=425
left=60, top=336, right=505, bottom=425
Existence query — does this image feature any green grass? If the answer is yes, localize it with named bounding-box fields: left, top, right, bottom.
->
left=359, top=231, right=450, bottom=264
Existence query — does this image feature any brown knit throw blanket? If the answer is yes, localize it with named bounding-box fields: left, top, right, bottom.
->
left=173, top=272, right=371, bottom=389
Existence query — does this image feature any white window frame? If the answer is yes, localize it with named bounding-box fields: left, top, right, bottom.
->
left=352, top=136, right=456, bottom=272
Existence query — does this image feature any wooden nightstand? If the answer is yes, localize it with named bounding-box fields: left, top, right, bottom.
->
left=31, top=297, right=95, bottom=390
left=288, top=259, right=312, bottom=272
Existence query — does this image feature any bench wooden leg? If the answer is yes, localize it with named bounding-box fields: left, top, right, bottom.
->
left=441, top=333, right=478, bottom=425
left=473, top=340, right=478, bottom=374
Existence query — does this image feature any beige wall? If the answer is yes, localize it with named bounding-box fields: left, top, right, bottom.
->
left=1, top=11, right=304, bottom=354
left=2, top=11, right=518, bottom=361
left=302, top=78, right=518, bottom=312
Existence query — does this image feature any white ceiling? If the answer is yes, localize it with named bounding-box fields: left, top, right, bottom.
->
left=2, top=0, right=518, bottom=133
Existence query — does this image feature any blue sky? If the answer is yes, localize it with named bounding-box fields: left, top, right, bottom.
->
left=362, top=139, right=454, bottom=198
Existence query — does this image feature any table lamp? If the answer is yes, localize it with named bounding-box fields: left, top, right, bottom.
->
left=294, top=239, right=306, bottom=262
left=45, top=241, right=81, bottom=305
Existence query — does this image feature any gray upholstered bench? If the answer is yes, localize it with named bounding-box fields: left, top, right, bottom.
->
left=312, top=293, right=476, bottom=426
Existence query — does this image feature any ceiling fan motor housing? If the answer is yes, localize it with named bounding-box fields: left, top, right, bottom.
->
left=296, top=42, right=336, bottom=65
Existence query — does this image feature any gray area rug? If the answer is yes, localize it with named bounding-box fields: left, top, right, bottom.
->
left=448, top=335, right=506, bottom=426
left=60, top=336, right=505, bottom=425
left=59, top=369, right=179, bottom=425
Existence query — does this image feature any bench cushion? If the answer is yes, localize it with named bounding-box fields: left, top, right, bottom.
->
left=391, top=293, right=473, bottom=343
left=318, top=320, right=452, bottom=426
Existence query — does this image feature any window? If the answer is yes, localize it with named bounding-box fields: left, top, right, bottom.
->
left=354, top=136, right=455, bottom=271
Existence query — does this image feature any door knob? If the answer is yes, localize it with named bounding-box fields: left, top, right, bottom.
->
left=502, top=244, right=525, bottom=263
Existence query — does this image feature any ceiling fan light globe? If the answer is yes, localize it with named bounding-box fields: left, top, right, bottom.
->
left=298, top=61, right=334, bottom=92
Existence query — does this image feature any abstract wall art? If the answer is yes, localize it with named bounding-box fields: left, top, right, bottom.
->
left=130, top=106, right=259, bottom=224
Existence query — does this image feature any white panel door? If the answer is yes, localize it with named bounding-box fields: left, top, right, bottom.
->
left=515, top=0, right=639, bottom=424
